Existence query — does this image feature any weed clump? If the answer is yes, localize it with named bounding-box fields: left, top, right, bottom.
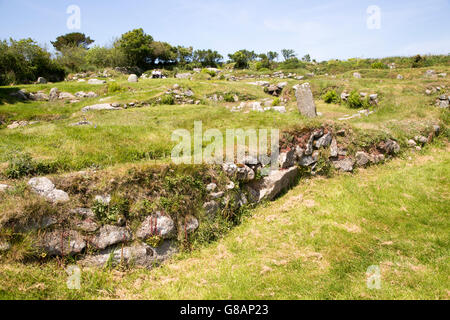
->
left=323, top=90, right=340, bottom=104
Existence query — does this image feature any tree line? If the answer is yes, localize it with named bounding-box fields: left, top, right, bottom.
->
left=0, top=29, right=311, bottom=85
left=1, top=28, right=448, bottom=85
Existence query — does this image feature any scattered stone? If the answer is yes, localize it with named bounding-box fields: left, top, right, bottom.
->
left=330, top=138, right=338, bottom=158
left=128, top=74, right=138, bottom=83
left=9, top=89, right=29, bottom=100
left=75, top=91, right=98, bottom=98
left=0, top=241, right=11, bottom=252
left=333, top=158, right=354, bottom=172
left=185, top=215, right=199, bottom=233
left=210, top=191, right=225, bottom=200
left=378, top=140, right=400, bottom=155
left=222, top=163, right=238, bottom=177
left=49, top=88, right=60, bottom=101
left=46, top=189, right=70, bottom=203
left=91, top=225, right=132, bottom=250
left=298, top=155, right=317, bottom=167
left=278, top=149, right=296, bottom=169
left=353, top=72, right=362, bottom=79
left=433, top=125, right=440, bottom=136
left=176, top=73, right=192, bottom=79
left=0, top=184, right=11, bottom=192
left=340, top=92, right=350, bottom=101
left=203, top=201, right=219, bottom=217
left=407, top=139, right=417, bottom=147
left=29, top=92, right=49, bottom=101
left=70, top=121, right=93, bottom=126
left=80, top=243, right=156, bottom=268
left=39, top=230, right=86, bottom=256
left=70, top=208, right=95, bottom=219
left=75, top=219, right=99, bottom=233
left=355, top=151, right=371, bottom=167
left=82, top=103, right=120, bottom=112
left=397, top=74, right=404, bottom=80
left=94, top=195, right=111, bottom=205
left=28, top=177, right=54, bottom=196
left=425, top=70, right=436, bottom=78
left=7, top=121, right=29, bottom=129
left=236, top=165, right=255, bottom=182
left=88, top=79, right=106, bottom=85
left=315, top=132, right=332, bottom=149
left=37, top=77, right=47, bottom=84
left=136, top=213, right=176, bottom=240
left=247, top=167, right=299, bottom=203
left=414, top=135, right=428, bottom=145
left=206, top=183, right=217, bottom=192
left=294, top=83, right=317, bottom=118
left=372, top=154, right=385, bottom=164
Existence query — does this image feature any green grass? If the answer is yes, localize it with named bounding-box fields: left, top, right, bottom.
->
left=1, top=66, right=448, bottom=174
left=1, top=144, right=448, bottom=300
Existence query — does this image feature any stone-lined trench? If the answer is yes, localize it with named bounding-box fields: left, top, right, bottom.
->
left=0, top=124, right=441, bottom=268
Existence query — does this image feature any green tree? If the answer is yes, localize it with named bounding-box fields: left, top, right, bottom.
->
left=115, top=28, right=154, bottom=69
left=176, top=46, right=193, bottom=66
left=281, top=49, right=296, bottom=61
left=0, top=38, right=65, bottom=85
left=51, top=32, right=94, bottom=52
left=302, top=54, right=311, bottom=62
left=193, top=49, right=223, bottom=67
left=228, top=50, right=250, bottom=69
left=267, top=51, right=279, bottom=62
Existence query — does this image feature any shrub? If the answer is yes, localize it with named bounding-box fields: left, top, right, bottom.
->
left=5, top=152, right=35, bottom=179
left=272, top=97, right=281, bottom=106
left=201, top=68, right=216, bottom=77
left=107, top=82, right=124, bottom=93
left=346, top=90, right=364, bottom=109
left=371, top=62, right=387, bottom=69
left=346, top=90, right=371, bottom=109
left=323, top=90, right=340, bottom=104
left=224, top=93, right=235, bottom=102
left=160, top=94, right=175, bottom=105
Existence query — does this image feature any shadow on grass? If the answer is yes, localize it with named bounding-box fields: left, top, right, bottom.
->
left=0, top=87, right=32, bottom=105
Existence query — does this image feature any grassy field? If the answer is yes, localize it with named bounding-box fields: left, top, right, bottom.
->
left=1, top=66, right=448, bottom=173
left=0, top=64, right=449, bottom=300
left=0, top=143, right=448, bottom=300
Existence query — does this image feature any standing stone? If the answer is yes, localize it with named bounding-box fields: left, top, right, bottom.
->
left=37, top=77, right=47, bottom=84
left=295, top=83, right=317, bottom=118
left=128, top=74, right=138, bottom=83
left=49, top=88, right=60, bottom=101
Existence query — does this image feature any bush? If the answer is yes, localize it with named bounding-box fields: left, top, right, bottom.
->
left=323, top=90, right=340, bottom=104
left=346, top=90, right=371, bottom=109
left=201, top=68, right=216, bottom=77
left=5, top=152, right=35, bottom=179
left=224, top=93, right=235, bottom=102
left=0, top=38, right=66, bottom=85
left=272, top=97, right=281, bottom=106
left=107, top=82, right=124, bottom=93
left=160, top=94, right=175, bottom=105
left=371, top=62, right=387, bottom=69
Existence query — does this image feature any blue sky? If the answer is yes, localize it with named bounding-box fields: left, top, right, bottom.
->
left=0, top=0, right=449, bottom=61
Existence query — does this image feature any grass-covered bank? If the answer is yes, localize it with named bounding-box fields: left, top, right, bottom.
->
left=1, top=143, right=448, bottom=300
